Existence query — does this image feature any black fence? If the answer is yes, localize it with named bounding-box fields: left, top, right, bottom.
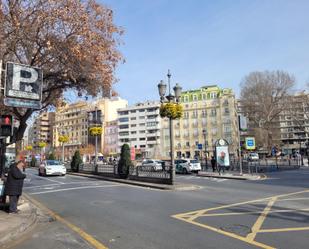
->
left=79, top=163, right=172, bottom=184
left=229, top=158, right=302, bottom=174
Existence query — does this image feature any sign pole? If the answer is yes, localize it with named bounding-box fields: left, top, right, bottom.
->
left=237, top=115, right=243, bottom=175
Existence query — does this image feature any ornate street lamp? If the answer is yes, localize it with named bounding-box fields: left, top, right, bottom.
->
left=158, top=70, right=182, bottom=185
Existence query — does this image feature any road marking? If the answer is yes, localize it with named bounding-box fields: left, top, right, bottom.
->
left=246, top=197, right=277, bottom=241
left=24, top=194, right=109, bottom=249
left=259, top=227, right=309, bottom=233
left=199, top=208, right=309, bottom=217
left=174, top=215, right=275, bottom=249
left=172, top=189, right=309, bottom=249
left=278, top=197, right=309, bottom=202
left=24, top=181, right=101, bottom=190
left=30, top=184, right=123, bottom=195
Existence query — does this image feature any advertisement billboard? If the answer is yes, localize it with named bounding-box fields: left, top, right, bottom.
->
left=216, top=146, right=230, bottom=167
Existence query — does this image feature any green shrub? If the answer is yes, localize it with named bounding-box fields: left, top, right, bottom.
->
left=118, top=144, right=132, bottom=178
left=71, top=150, right=82, bottom=172
left=47, top=152, right=56, bottom=160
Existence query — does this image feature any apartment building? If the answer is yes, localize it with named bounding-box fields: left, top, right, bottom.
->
left=53, top=101, right=89, bottom=160
left=103, top=120, right=118, bottom=156
left=117, top=101, right=162, bottom=158
left=28, top=112, right=55, bottom=148
left=277, top=92, right=309, bottom=155
left=161, top=85, right=239, bottom=159
left=53, top=97, right=128, bottom=160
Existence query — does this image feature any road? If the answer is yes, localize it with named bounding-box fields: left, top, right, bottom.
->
left=11, top=167, right=309, bottom=249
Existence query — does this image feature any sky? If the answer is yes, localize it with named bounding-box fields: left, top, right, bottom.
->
left=96, top=0, right=309, bottom=105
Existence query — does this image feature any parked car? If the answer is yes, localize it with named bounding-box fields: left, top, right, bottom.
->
left=175, top=159, right=192, bottom=174
left=186, top=159, right=202, bottom=173
left=140, top=159, right=163, bottom=171
left=38, top=160, right=66, bottom=176
left=248, top=152, right=259, bottom=161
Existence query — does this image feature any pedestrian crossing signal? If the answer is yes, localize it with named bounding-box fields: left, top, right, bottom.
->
left=0, top=115, right=13, bottom=137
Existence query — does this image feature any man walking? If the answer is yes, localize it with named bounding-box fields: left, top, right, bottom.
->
left=4, top=160, right=26, bottom=214
left=211, top=156, right=216, bottom=172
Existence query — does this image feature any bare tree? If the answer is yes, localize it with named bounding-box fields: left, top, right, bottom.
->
left=240, top=70, right=295, bottom=150
left=0, top=0, right=123, bottom=150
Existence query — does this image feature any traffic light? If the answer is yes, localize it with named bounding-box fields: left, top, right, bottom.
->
left=0, top=115, right=13, bottom=137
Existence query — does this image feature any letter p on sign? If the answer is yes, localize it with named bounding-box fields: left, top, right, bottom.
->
left=5, top=62, right=43, bottom=100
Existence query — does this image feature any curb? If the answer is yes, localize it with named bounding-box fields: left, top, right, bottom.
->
left=197, top=173, right=266, bottom=180
left=67, top=172, right=199, bottom=191
left=0, top=198, right=38, bottom=248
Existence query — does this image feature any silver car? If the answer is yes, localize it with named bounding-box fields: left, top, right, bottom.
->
left=141, top=159, right=163, bottom=171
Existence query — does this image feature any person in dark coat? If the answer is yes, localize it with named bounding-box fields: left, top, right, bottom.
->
left=4, top=161, right=26, bottom=213
left=211, top=156, right=216, bottom=172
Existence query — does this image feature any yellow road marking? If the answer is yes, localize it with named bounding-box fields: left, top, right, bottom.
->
left=259, top=227, right=309, bottom=233
left=277, top=197, right=309, bottom=202
left=172, top=189, right=309, bottom=249
left=173, top=215, right=275, bottom=249
left=199, top=208, right=309, bottom=217
left=246, top=197, right=277, bottom=241
left=24, top=194, right=109, bottom=249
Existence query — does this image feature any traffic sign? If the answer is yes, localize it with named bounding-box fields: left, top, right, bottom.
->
left=4, top=62, right=43, bottom=109
left=245, top=137, right=256, bottom=150
left=198, top=144, right=203, bottom=150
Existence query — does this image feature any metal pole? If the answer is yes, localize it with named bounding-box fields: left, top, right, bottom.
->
left=169, top=116, right=175, bottom=185
left=95, top=106, right=98, bottom=172
left=237, top=115, right=243, bottom=175
left=62, top=142, right=64, bottom=163
left=204, top=132, right=208, bottom=170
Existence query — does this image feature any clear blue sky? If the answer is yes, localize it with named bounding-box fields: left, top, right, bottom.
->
left=99, top=0, right=308, bottom=104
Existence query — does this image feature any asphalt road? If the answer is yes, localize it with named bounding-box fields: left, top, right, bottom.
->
left=12, top=167, right=309, bottom=249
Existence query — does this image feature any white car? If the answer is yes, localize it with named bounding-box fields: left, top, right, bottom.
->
left=187, top=159, right=202, bottom=173
left=141, top=159, right=163, bottom=171
left=39, top=160, right=66, bottom=176
left=248, top=153, right=259, bottom=161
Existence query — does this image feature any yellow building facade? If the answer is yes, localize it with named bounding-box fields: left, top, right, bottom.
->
left=161, top=85, right=239, bottom=160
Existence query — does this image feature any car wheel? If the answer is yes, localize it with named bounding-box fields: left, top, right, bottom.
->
left=44, top=169, right=47, bottom=177
left=62, top=174, right=65, bottom=176
left=38, top=170, right=41, bottom=176
left=182, top=168, right=188, bottom=174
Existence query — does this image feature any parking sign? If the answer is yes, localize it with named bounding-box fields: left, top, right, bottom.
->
left=4, top=62, right=43, bottom=109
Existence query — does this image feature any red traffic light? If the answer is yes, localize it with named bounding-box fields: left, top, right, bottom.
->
left=4, top=116, right=10, bottom=125
left=1, top=115, right=12, bottom=125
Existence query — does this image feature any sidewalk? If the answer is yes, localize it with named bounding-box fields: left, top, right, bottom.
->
left=0, top=197, right=38, bottom=248
left=68, top=172, right=200, bottom=191
left=198, top=170, right=266, bottom=180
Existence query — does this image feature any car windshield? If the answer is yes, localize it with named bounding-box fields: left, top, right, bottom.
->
left=46, top=160, right=61, bottom=166
left=190, top=160, right=198, bottom=163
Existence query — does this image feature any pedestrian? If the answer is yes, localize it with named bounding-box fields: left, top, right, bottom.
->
left=4, top=160, right=26, bottom=214
left=211, top=156, right=216, bottom=172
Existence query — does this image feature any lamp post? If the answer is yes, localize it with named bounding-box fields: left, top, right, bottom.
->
left=202, top=129, right=208, bottom=171
left=158, top=70, right=182, bottom=185
left=94, top=106, right=98, bottom=172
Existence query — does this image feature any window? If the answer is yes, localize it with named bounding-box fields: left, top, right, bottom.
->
left=210, top=92, right=217, bottom=99
left=130, top=117, right=137, bottom=120
left=131, top=131, right=137, bottom=134
left=139, top=130, right=145, bottom=134
left=139, top=123, right=145, bottom=126
left=193, top=95, right=198, bottom=101
left=202, top=109, right=207, bottom=117
left=202, top=94, right=206, bottom=100
left=131, top=124, right=137, bottom=127
left=210, top=109, right=216, bottom=116
left=119, top=124, right=129, bottom=129
left=139, top=116, right=145, bottom=119
left=184, top=112, right=189, bottom=119
left=130, top=110, right=136, bottom=113
left=139, top=138, right=146, bottom=141
left=139, top=109, right=145, bottom=112
left=119, top=132, right=129, bottom=136
left=119, top=117, right=129, bottom=122
left=184, top=96, right=189, bottom=102
left=118, top=111, right=129, bottom=115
